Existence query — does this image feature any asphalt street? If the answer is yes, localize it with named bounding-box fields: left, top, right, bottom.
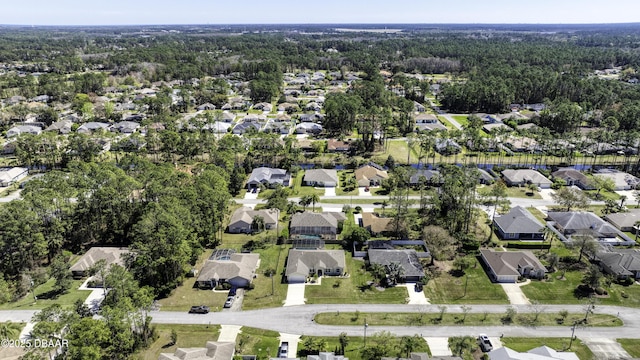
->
left=2, top=304, right=634, bottom=339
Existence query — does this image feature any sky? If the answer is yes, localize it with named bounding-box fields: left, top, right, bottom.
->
left=1, top=0, right=639, bottom=26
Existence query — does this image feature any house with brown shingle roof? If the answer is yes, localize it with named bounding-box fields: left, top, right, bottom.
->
left=195, top=252, right=260, bottom=289
left=69, top=247, right=130, bottom=278
left=361, top=213, right=393, bottom=236
left=355, top=165, right=388, bottom=187
left=479, top=249, right=546, bottom=283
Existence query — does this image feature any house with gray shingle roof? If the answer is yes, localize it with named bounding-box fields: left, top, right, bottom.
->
left=594, top=169, right=640, bottom=190
left=195, top=252, right=260, bottom=289
left=479, top=249, right=546, bottom=283
left=246, top=167, right=290, bottom=189
left=77, top=122, right=110, bottom=134
left=494, top=206, right=545, bottom=240
left=604, top=209, right=640, bottom=232
left=303, top=169, right=338, bottom=187
left=551, top=168, right=593, bottom=190
left=368, top=249, right=425, bottom=282
left=594, top=249, right=640, bottom=280
left=285, top=249, right=346, bottom=283
left=111, top=121, right=140, bottom=134
left=159, top=341, right=235, bottom=360
left=547, top=211, right=634, bottom=245
left=501, top=169, right=552, bottom=189
left=228, top=207, right=278, bottom=234
left=290, top=212, right=344, bottom=240
left=6, top=125, right=42, bottom=137
left=69, top=247, right=130, bottom=278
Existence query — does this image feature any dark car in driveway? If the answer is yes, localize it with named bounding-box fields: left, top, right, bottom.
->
left=189, top=305, right=210, bottom=314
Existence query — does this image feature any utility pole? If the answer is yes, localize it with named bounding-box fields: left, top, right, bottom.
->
left=569, top=320, right=578, bottom=349
left=363, top=318, right=368, bottom=348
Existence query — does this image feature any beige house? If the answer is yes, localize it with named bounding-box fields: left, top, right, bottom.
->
left=227, top=207, right=279, bottom=234
left=196, top=253, right=260, bottom=289
left=290, top=212, right=345, bottom=240
left=479, top=249, right=546, bottom=283
left=159, top=341, right=235, bottom=360
left=69, top=247, right=130, bottom=278
left=285, top=249, right=346, bottom=283
left=354, top=165, right=388, bottom=187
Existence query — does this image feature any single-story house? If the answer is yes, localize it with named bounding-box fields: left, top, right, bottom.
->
left=295, top=122, right=323, bottom=134
left=594, top=169, right=640, bottom=190
left=196, top=103, right=216, bottom=111
left=493, top=206, right=545, bottom=240
left=501, top=169, right=552, bottom=189
left=551, top=168, right=593, bottom=189
left=414, top=114, right=438, bottom=124
left=290, top=212, right=345, bottom=240
left=477, top=169, right=495, bottom=184
left=203, top=121, right=233, bottom=133
left=368, top=249, right=425, bottom=282
left=195, top=252, right=260, bottom=289
left=414, top=101, right=426, bottom=112
left=482, top=123, right=511, bottom=133
left=111, top=121, right=140, bottom=134
left=228, top=207, right=279, bottom=234
left=0, top=167, right=28, bottom=187
left=361, top=213, right=393, bottom=236
left=303, top=169, right=338, bottom=187
left=355, top=165, right=389, bottom=187
left=327, top=139, right=351, bottom=153
left=285, top=249, right=346, bottom=283
left=45, top=120, right=73, bottom=134
left=409, top=169, right=441, bottom=186
left=6, top=125, right=42, bottom=138
left=435, top=138, right=461, bottom=155
left=246, top=167, right=290, bottom=189
left=479, top=249, right=546, bottom=283
left=604, top=209, right=640, bottom=232
left=220, top=111, right=236, bottom=122
left=77, top=122, right=110, bottom=134
left=547, top=211, right=633, bottom=245
left=232, top=121, right=262, bottom=135
left=488, top=346, right=578, bottom=360
left=69, top=247, right=130, bottom=278
left=308, top=352, right=348, bottom=360
left=594, top=249, right=640, bottom=280
left=159, top=341, right=235, bottom=360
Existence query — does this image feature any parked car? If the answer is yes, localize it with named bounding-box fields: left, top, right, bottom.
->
left=279, top=342, right=289, bottom=358
left=188, top=305, right=210, bottom=314
left=251, top=188, right=257, bottom=193
left=478, top=334, right=493, bottom=352
left=224, top=296, right=234, bottom=308
left=228, top=287, right=237, bottom=297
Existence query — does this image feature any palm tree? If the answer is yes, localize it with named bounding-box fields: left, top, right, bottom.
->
left=0, top=321, right=23, bottom=339
left=401, top=335, right=422, bottom=358
left=620, top=195, right=627, bottom=209
left=310, top=193, right=320, bottom=211
left=338, top=332, right=349, bottom=355
left=299, top=195, right=312, bottom=211
left=386, top=262, right=405, bottom=287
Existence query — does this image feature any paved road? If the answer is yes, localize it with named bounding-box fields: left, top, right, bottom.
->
left=5, top=303, right=631, bottom=339
left=441, top=114, right=464, bottom=130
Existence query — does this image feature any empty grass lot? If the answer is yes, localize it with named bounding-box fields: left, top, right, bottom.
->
left=0, top=279, right=89, bottom=310
left=132, top=324, right=220, bottom=360
left=242, top=244, right=289, bottom=310
left=298, top=335, right=430, bottom=360
left=305, top=253, right=407, bottom=304
left=314, top=312, right=620, bottom=327
left=383, top=139, right=414, bottom=164
left=520, top=270, right=640, bottom=307
left=157, top=249, right=229, bottom=312
left=236, top=327, right=281, bottom=358
left=501, top=337, right=594, bottom=360
left=617, top=339, right=640, bottom=358
left=452, top=115, right=469, bottom=127
left=423, top=257, right=509, bottom=304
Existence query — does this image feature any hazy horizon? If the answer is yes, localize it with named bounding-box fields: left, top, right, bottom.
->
left=1, top=0, right=638, bottom=26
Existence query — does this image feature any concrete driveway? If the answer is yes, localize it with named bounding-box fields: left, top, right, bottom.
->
left=358, top=187, right=372, bottom=196
left=401, top=284, right=430, bottom=305
left=324, top=187, right=336, bottom=197
left=279, top=333, right=301, bottom=357
left=425, top=337, right=452, bottom=356
left=501, top=282, right=531, bottom=305
left=581, top=338, right=631, bottom=360
left=218, top=324, right=242, bottom=342
left=283, top=284, right=306, bottom=307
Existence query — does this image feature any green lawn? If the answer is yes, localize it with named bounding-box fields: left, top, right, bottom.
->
left=617, top=339, right=640, bottom=358
left=314, top=312, right=620, bottom=327
left=337, top=170, right=358, bottom=196
left=501, top=337, right=594, bottom=360
left=236, top=327, right=281, bottom=358
left=242, top=245, right=289, bottom=310
left=521, top=270, right=640, bottom=307
left=423, top=257, right=509, bottom=304
left=305, top=253, right=407, bottom=304
left=527, top=207, right=548, bottom=223
left=0, top=278, right=89, bottom=310
left=437, top=116, right=456, bottom=130
left=584, top=189, right=621, bottom=201
left=157, top=250, right=230, bottom=312
left=132, top=324, right=220, bottom=360
left=477, top=183, right=543, bottom=200
left=298, top=335, right=430, bottom=360
left=384, top=139, right=415, bottom=164
left=452, top=115, right=469, bottom=127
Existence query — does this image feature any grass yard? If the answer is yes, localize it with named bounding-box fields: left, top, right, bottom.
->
left=337, top=170, right=358, bottom=196
left=242, top=245, right=289, bottom=310
left=617, top=339, right=640, bottom=358
left=423, top=257, right=509, bottom=304
left=305, top=253, right=407, bottom=304
left=501, top=337, right=594, bottom=360
left=314, top=312, right=620, bottom=327
left=504, top=186, right=543, bottom=199
left=383, top=139, right=414, bottom=164
left=527, top=207, right=548, bottom=223
left=157, top=249, right=229, bottom=312
left=521, top=270, right=640, bottom=307
left=452, top=115, right=469, bottom=127
left=321, top=199, right=381, bottom=205
left=132, top=324, right=220, bottom=360
left=297, top=335, right=430, bottom=360
left=437, top=116, right=456, bottom=130
left=236, top=327, right=281, bottom=358
left=0, top=279, right=89, bottom=310
left=584, top=189, right=621, bottom=201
